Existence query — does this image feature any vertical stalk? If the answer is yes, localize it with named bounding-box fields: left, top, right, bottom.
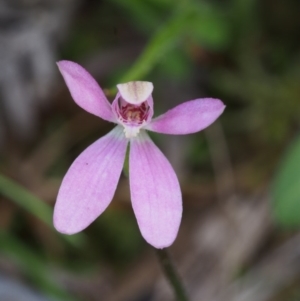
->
left=156, top=248, right=190, bottom=301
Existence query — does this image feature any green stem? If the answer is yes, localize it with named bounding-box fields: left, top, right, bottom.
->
left=156, top=248, right=190, bottom=301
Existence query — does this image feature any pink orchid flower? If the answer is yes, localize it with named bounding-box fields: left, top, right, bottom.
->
left=53, top=60, right=225, bottom=248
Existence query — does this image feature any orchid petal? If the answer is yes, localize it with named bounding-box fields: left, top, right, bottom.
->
left=146, top=98, right=225, bottom=135
left=129, top=131, right=182, bottom=248
left=57, top=61, right=115, bottom=122
left=54, top=126, right=127, bottom=234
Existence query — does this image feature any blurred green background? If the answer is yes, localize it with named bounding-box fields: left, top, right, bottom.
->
left=0, top=0, right=300, bottom=300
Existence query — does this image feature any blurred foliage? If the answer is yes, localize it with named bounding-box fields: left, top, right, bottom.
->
left=92, top=208, right=144, bottom=268
left=271, top=135, right=300, bottom=227
left=0, top=230, right=78, bottom=301
left=0, top=174, right=86, bottom=247
left=0, top=0, right=300, bottom=299
left=213, top=0, right=300, bottom=144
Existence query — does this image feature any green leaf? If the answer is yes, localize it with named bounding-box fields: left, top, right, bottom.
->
left=0, top=175, right=51, bottom=225
left=0, top=230, right=79, bottom=301
left=187, top=2, right=230, bottom=49
left=157, top=50, right=192, bottom=80
left=118, top=9, right=192, bottom=83
left=271, top=135, right=300, bottom=227
left=109, top=0, right=162, bottom=33
left=0, top=174, right=86, bottom=247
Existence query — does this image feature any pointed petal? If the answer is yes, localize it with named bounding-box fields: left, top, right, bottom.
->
left=129, top=131, right=182, bottom=248
left=57, top=61, right=115, bottom=122
left=146, top=98, right=225, bottom=135
left=54, top=126, right=127, bottom=234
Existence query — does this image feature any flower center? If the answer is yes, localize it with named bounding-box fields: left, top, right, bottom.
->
left=113, top=81, right=154, bottom=138
left=114, top=100, right=150, bottom=138
left=118, top=101, right=149, bottom=125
